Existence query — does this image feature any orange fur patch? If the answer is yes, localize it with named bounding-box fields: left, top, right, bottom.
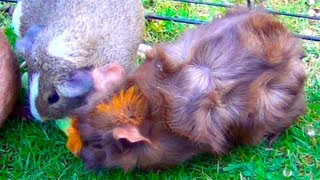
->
left=66, top=117, right=83, bottom=155
left=95, top=86, right=147, bottom=125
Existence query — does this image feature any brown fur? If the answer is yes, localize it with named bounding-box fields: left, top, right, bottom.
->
left=75, top=86, right=199, bottom=171
left=75, top=8, right=306, bottom=171
left=0, top=31, right=20, bottom=128
left=14, top=0, right=145, bottom=120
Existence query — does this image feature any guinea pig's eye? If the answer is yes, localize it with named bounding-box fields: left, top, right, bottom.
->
left=48, top=90, right=60, bottom=104
left=92, top=143, right=103, bottom=149
left=155, top=61, right=163, bottom=72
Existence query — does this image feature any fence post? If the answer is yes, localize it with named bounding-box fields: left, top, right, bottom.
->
left=247, top=0, right=255, bottom=8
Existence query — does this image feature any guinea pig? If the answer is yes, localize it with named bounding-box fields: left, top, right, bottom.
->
left=137, top=7, right=307, bottom=154
left=12, top=0, right=145, bottom=121
left=0, top=31, right=20, bottom=128
left=74, top=86, right=201, bottom=171
left=74, top=7, right=306, bottom=171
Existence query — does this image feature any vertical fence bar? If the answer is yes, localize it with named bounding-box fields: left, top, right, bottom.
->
left=247, top=0, right=255, bottom=8
left=247, top=0, right=251, bottom=8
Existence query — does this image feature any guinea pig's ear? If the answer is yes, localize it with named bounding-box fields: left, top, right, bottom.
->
left=57, top=64, right=124, bottom=98
left=57, top=70, right=93, bottom=98
left=113, top=125, right=151, bottom=144
left=15, top=24, right=43, bottom=55
left=154, top=44, right=190, bottom=74
left=91, top=64, right=125, bottom=93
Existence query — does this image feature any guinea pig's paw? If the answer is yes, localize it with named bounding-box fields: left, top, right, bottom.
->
left=11, top=105, right=33, bottom=122
left=266, top=130, right=285, bottom=147
left=0, top=4, right=12, bottom=15
left=137, top=44, right=153, bottom=59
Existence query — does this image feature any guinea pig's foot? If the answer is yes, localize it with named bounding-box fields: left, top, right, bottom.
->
left=266, top=131, right=283, bottom=147
left=137, top=44, right=152, bottom=60
left=0, top=3, right=14, bottom=16
left=11, top=105, right=33, bottom=121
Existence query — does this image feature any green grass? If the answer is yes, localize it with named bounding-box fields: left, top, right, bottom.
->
left=1, top=0, right=319, bottom=179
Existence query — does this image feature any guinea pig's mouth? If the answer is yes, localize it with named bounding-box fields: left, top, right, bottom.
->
left=30, top=108, right=44, bottom=122
left=29, top=73, right=43, bottom=122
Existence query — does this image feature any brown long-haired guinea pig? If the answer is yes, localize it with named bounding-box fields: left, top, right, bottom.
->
left=73, top=7, right=306, bottom=171
left=0, top=31, right=20, bottom=128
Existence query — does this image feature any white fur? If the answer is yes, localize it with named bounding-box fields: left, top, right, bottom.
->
left=29, top=73, right=42, bottom=121
left=12, top=1, right=23, bottom=37
left=137, top=44, right=152, bottom=59
left=47, top=32, right=73, bottom=61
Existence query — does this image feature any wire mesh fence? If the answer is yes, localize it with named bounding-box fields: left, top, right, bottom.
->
left=1, top=0, right=319, bottom=42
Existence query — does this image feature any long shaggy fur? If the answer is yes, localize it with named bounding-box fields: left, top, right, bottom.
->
left=74, top=8, right=306, bottom=171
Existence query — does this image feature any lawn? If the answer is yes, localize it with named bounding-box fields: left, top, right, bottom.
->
left=0, top=0, right=319, bottom=179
